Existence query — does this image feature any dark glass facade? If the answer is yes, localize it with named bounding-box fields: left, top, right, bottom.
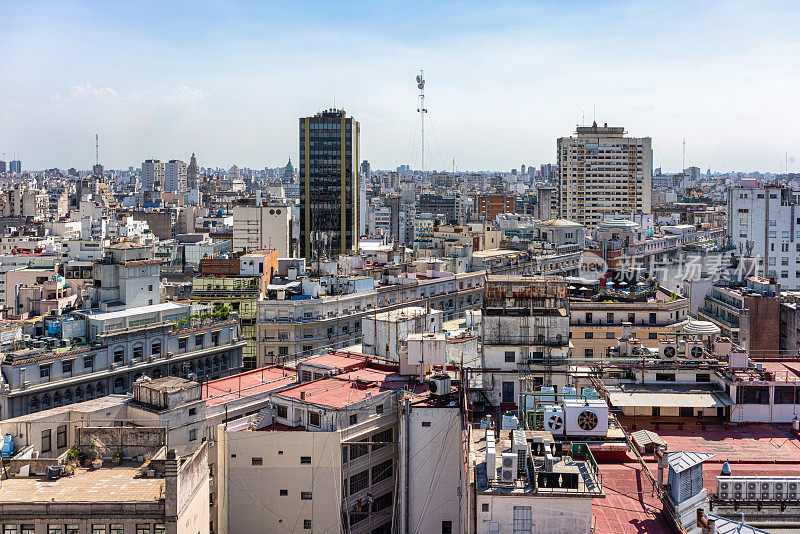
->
left=299, top=109, right=360, bottom=261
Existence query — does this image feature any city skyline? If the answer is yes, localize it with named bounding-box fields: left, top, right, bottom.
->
left=1, top=0, right=798, bottom=173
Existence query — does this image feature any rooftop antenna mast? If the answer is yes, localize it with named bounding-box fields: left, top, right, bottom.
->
left=416, top=70, right=427, bottom=177
left=95, top=133, right=99, bottom=166
left=682, top=138, right=686, bottom=173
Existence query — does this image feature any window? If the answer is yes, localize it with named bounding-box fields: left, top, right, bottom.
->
left=606, top=331, right=615, bottom=339
left=513, top=506, right=532, bottom=534
left=309, top=412, right=321, bottom=427
left=83, top=355, right=94, bottom=370
left=584, top=331, right=593, bottom=339
left=154, top=526, right=165, bottom=534
left=22, top=528, right=35, bottom=534
left=189, top=428, right=197, bottom=442
left=350, top=469, right=370, bottom=494
left=680, top=407, right=694, bottom=418
left=137, top=526, right=151, bottom=534
left=93, top=526, right=107, bottom=534
left=372, top=459, right=393, bottom=483
left=376, top=403, right=384, bottom=415
left=57, top=425, right=67, bottom=448
left=628, top=313, right=636, bottom=323
left=504, top=350, right=515, bottom=363
left=252, top=457, right=263, bottom=466
left=585, top=312, right=592, bottom=323
left=372, top=491, right=393, bottom=512
left=304, top=520, right=312, bottom=530
left=649, top=312, right=657, bottom=324
left=280, top=489, right=288, bottom=496
left=300, top=456, right=312, bottom=464
left=42, top=429, right=51, bottom=452
left=649, top=332, right=658, bottom=340
left=655, top=373, right=676, bottom=382
left=584, top=348, right=593, bottom=358
left=502, top=381, right=515, bottom=403
left=349, top=414, right=358, bottom=426
left=151, top=341, right=161, bottom=355
left=3, top=527, right=17, bottom=534
left=739, top=386, right=770, bottom=404
left=65, top=527, right=79, bottom=534
left=48, top=527, right=62, bottom=534
left=301, top=491, right=313, bottom=500
left=113, top=348, right=125, bottom=363
left=421, top=421, right=431, bottom=427
left=482, top=503, right=490, bottom=512
left=195, top=334, right=205, bottom=347
left=110, top=525, right=124, bottom=534
left=62, top=359, right=73, bottom=373
left=132, top=345, right=144, bottom=359
left=178, top=337, right=187, bottom=350
left=372, top=428, right=392, bottom=450
left=212, top=331, right=220, bottom=346
left=276, top=404, right=288, bottom=418
left=40, top=364, right=51, bottom=381
left=775, top=386, right=800, bottom=404
left=189, top=407, right=197, bottom=416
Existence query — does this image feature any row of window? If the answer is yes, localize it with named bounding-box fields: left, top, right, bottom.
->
left=2, top=526, right=164, bottom=534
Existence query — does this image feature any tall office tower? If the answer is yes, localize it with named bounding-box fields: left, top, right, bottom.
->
left=141, top=159, right=165, bottom=191
left=361, top=159, right=371, bottom=180
left=164, top=159, right=187, bottom=192
left=557, top=121, right=652, bottom=228
left=9, top=160, right=22, bottom=174
left=92, top=164, right=104, bottom=178
left=187, top=152, right=199, bottom=188
left=0, top=161, right=6, bottom=174
left=299, top=109, right=360, bottom=261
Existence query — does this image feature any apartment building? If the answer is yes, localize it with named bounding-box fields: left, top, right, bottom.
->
left=164, top=159, right=188, bottom=192
left=728, top=185, right=800, bottom=288
left=0, top=302, right=244, bottom=419
left=569, top=282, right=690, bottom=359
left=697, top=276, right=780, bottom=352
left=480, top=275, right=571, bottom=412
left=473, top=193, right=517, bottom=222
left=557, top=122, right=652, bottom=228
left=232, top=204, right=291, bottom=257
left=0, top=426, right=209, bottom=534
left=216, top=355, right=420, bottom=534
left=257, top=269, right=485, bottom=365
left=142, top=159, right=165, bottom=191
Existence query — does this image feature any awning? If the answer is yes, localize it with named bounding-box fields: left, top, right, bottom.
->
left=606, top=384, right=734, bottom=408
left=631, top=429, right=666, bottom=450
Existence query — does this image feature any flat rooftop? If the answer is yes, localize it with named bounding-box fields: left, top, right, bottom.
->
left=471, top=428, right=602, bottom=497
left=0, top=465, right=164, bottom=503
left=204, top=365, right=296, bottom=407
left=84, top=302, right=186, bottom=321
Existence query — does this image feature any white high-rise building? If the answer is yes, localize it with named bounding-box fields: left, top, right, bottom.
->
left=141, top=159, right=164, bottom=191
left=164, top=159, right=187, bottom=192
left=557, top=122, right=652, bottom=228
left=728, top=186, right=800, bottom=288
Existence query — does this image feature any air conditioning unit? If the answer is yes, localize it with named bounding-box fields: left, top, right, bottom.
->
left=716, top=477, right=733, bottom=500
left=746, top=480, right=758, bottom=500
left=774, top=478, right=788, bottom=500
left=564, top=399, right=609, bottom=437
left=658, top=341, right=678, bottom=360
left=543, top=405, right=565, bottom=435
left=539, top=386, right=556, bottom=403
left=486, top=445, right=496, bottom=480
left=428, top=373, right=451, bottom=396
left=686, top=342, right=705, bottom=360
left=562, top=386, right=577, bottom=398
left=732, top=479, right=745, bottom=500
left=759, top=480, right=774, bottom=500
left=787, top=479, right=799, bottom=500
left=512, top=430, right=528, bottom=468
left=500, top=453, right=517, bottom=483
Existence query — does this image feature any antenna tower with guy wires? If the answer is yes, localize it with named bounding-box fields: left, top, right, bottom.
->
left=416, top=70, right=427, bottom=176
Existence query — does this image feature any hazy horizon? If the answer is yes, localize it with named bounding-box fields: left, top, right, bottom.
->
left=1, top=0, right=798, bottom=173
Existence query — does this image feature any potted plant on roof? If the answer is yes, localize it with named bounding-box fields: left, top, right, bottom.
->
left=89, top=436, right=102, bottom=469
left=112, top=450, right=123, bottom=465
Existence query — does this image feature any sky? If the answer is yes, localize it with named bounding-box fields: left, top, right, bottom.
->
left=0, top=0, right=798, bottom=173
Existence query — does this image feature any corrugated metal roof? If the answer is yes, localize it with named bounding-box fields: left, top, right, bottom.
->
left=631, top=429, right=666, bottom=449
left=708, top=515, right=770, bottom=534
left=667, top=451, right=714, bottom=474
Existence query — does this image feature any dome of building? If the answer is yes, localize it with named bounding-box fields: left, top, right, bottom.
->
left=683, top=320, right=721, bottom=336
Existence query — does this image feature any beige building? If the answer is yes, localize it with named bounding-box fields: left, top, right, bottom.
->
left=569, top=285, right=689, bottom=359
left=232, top=205, right=291, bottom=257
left=557, top=122, right=652, bottom=228
left=0, top=425, right=209, bottom=534
left=216, top=355, right=413, bottom=534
